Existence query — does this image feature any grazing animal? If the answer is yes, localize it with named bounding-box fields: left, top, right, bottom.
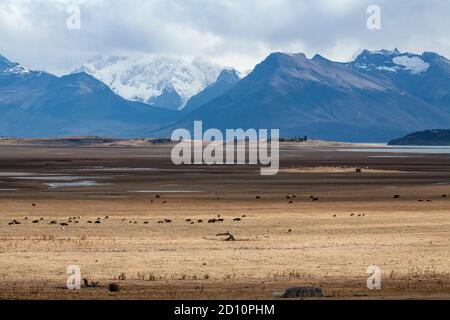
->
left=32, top=220, right=40, bottom=224
left=442, top=194, right=447, bottom=198
left=105, top=216, right=109, bottom=219
left=208, top=219, right=217, bottom=223
left=198, top=219, right=203, bottom=223
left=288, top=201, right=294, bottom=204
left=83, top=278, right=100, bottom=288
left=186, top=219, right=192, bottom=222
left=241, top=215, right=246, bottom=218
left=233, top=218, right=241, bottom=222
left=256, top=196, right=261, bottom=199
left=350, top=214, right=354, bottom=217
left=87, top=221, right=93, bottom=224
left=158, top=221, right=164, bottom=224
left=217, top=218, right=224, bottom=222
left=164, top=219, right=172, bottom=223
left=143, top=221, right=149, bottom=224
left=333, top=215, right=337, bottom=218
left=190, top=222, right=195, bottom=225
left=286, top=195, right=292, bottom=199
left=155, top=195, right=160, bottom=199
left=60, top=223, right=69, bottom=226
left=32, top=203, right=36, bottom=207
left=393, top=195, right=400, bottom=199
left=95, top=220, right=101, bottom=224
left=282, top=287, right=324, bottom=298
left=163, top=201, right=167, bottom=204
left=288, top=229, right=293, bottom=233
left=312, top=197, right=319, bottom=202
left=49, top=221, right=58, bottom=225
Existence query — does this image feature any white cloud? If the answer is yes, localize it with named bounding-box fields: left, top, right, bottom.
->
left=0, top=0, right=449, bottom=75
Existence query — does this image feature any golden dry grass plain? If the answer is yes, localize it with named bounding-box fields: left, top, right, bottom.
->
left=0, top=141, right=449, bottom=299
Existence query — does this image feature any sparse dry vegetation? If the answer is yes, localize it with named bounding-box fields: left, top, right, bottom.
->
left=0, top=143, right=449, bottom=299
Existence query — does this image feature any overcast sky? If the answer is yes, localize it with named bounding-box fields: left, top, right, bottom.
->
left=1, top=0, right=449, bottom=75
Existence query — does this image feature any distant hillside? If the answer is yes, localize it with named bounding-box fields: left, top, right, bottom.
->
left=153, top=51, right=450, bottom=142
left=388, top=129, right=450, bottom=145
left=0, top=55, right=179, bottom=138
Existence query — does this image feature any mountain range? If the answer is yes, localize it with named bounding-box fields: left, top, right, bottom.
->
left=75, top=55, right=239, bottom=110
left=0, top=55, right=177, bottom=137
left=1, top=49, right=450, bottom=141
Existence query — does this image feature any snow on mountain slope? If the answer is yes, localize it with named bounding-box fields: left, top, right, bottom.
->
left=392, top=56, right=430, bottom=74
left=0, top=54, right=31, bottom=75
left=75, top=55, right=226, bottom=110
left=351, top=49, right=430, bottom=75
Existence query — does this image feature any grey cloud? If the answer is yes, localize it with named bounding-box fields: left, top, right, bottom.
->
left=0, top=0, right=449, bottom=74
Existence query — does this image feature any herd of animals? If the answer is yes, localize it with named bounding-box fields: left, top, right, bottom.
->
left=4, top=192, right=447, bottom=227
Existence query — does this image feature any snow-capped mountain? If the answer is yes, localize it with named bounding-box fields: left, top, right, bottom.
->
left=154, top=50, right=450, bottom=142
left=0, top=54, right=179, bottom=137
left=0, top=54, right=31, bottom=75
left=350, top=49, right=450, bottom=109
left=75, top=55, right=229, bottom=110
left=2, top=49, right=450, bottom=141
left=351, top=49, right=431, bottom=74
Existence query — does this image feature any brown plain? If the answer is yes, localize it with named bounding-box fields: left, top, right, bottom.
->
left=0, top=141, right=449, bottom=299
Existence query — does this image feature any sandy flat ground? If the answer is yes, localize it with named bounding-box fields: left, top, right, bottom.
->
left=0, top=143, right=449, bottom=299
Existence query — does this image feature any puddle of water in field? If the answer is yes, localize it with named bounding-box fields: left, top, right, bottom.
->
left=368, top=155, right=416, bottom=158
left=14, top=176, right=100, bottom=181
left=128, top=190, right=202, bottom=193
left=0, top=172, right=52, bottom=177
left=45, top=181, right=106, bottom=188
left=78, top=167, right=160, bottom=171
left=341, top=146, right=450, bottom=154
